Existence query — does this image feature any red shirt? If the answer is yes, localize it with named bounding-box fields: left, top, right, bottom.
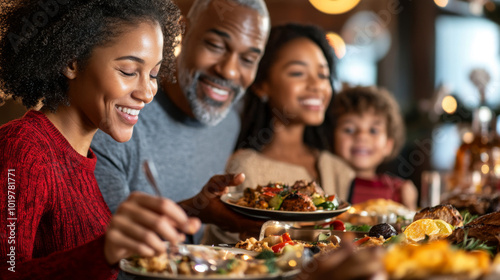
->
left=0, top=111, right=118, bottom=279
left=350, top=174, right=404, bottom=205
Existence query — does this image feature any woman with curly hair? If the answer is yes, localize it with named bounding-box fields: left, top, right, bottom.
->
left=0, top=0, right=199, bottom=278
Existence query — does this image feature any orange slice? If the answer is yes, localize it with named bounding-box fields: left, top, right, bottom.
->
left=404, top=219, right=440, bottom=242
left=433, top=219, right=453, bottom=237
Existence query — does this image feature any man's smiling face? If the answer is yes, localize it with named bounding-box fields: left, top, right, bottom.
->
left=177, top=2, right=269, bottom=125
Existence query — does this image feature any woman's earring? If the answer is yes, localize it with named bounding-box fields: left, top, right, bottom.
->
left=260, top=95, right=268, bottom=103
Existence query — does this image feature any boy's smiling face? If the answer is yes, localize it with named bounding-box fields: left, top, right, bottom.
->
left=334, top=109, right=394, bottom=178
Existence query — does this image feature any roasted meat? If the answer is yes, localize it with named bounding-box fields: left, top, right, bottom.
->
left=236, top=180, right=328, bottom=211
left=441, top=193, right=500, bottom=215
left=447, top=211, right=500, bottom=247
left=280, top=193, right=317, bottom=211
left=466, top=211, right=500, bottom=226
left=448, top=224, right=500, bottom=246
left=413, top=204, right=463, bottom=227
left=290, top=180, right=322, bottom=196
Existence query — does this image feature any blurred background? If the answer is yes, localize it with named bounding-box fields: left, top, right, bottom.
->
left=3, top=0, right=500, bottom=202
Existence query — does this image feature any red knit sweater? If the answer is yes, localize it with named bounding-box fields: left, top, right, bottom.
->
left=350, top=174, right=404, bottom=205
left=0, top=111, right=118, bottom=279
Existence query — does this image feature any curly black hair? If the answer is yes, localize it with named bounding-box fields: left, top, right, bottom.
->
left=0, top=0, right=181, bottom=111
left=236, top=23, right=337, bottom=152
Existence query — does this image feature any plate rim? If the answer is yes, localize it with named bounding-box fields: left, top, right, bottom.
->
left=220, top=192, right=351, bottom=221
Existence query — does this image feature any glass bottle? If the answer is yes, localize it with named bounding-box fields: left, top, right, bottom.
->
left=452, top=69, right=497, bottom=193
left=490, top=115, right=500, bottom=191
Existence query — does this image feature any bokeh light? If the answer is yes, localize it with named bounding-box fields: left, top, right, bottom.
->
left=434, top=0, right=449, bottom=8
left=326, top=32, right=346, bottom=59
left=441, top=95, right=457, bottom=114
left=309, top=0, right=361, bottom=14
left=494, top=164, right=500, bottom=176
left=462, top=131, right=474, bottom=144
left=481, top=164, right=490, bottom=174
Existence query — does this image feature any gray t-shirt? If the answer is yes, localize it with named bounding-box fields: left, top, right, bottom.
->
left=91, top=90, right=240, bottom=213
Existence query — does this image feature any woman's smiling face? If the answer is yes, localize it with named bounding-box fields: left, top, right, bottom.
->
left=65, top=21, right=163, bottom=142
left=258, top=37, right=332, bottom=126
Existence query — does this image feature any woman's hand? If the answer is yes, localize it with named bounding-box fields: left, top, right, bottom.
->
left=103, top=192, right=201, bottom=265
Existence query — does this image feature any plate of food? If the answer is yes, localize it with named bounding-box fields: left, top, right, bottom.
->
left=120, top=244, right=299, bottom=280
left=336, top=198, right=415, bottom=230
left=220, top=180, right=350, bottom=222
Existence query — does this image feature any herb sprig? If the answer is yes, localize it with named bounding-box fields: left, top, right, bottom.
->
left=454, top=230, right=496, bottom=256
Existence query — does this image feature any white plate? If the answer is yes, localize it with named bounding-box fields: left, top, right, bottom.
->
left=120, top=245, right=298, bottom=280
left=220, top=192, right=351, bottom=222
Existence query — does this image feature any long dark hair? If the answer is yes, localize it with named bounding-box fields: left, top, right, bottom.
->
left=235, top=23, right=337, bottom=152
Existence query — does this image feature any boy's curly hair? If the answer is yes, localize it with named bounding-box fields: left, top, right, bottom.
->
left=0, top=0, right=181, bottom=111
left=330, top=85, right=405, bottom=161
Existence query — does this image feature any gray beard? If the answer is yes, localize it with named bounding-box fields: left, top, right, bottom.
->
left=180, top=70, right=245, bottom=126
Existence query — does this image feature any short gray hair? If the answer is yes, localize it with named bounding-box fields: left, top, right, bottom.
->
left=187, top=0, right=268, bottom=21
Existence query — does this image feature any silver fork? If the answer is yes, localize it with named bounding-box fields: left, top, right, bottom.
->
left=142, top=160, right=227, bottom=274
left=142, top=159, right=162, bottom=197
left=143, top=159, right=185, bottom=274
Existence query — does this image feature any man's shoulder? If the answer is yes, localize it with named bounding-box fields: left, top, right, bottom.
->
left=219, top=107, right=240, bottom=128
left=92, top=130, right=130, bottom=150
left=201, top=107, right=240, bottom=137
left=91, top=129, right=138, bottom=164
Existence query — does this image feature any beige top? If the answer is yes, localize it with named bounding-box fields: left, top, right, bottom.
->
left=225, top=149, right=354, bottom=201
left=201, top=149, right=355, bottom=245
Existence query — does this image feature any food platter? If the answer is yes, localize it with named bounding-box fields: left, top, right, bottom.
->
left=120, top=261, right=284, bottom=280
left=221, top=192, right=351, bottom=221
left=120, top=245, right=300, bottom=280
left=120, top=260, right=283, bottom=280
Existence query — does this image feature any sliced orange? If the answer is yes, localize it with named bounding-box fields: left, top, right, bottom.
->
left=404, top=219, right=440, bottom=242
left=433, top=219, right=453, bottom=237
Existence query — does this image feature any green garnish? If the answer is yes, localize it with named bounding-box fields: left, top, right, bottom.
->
left=460, top=210, right=478, bottom=226
left=255, top=250, right=276, bottom=260
left=345, top=223, right=371, bottom=232
left=454, top=230, right=496, bottom=256
left=316, top=201, right=336, bottom=210
left=255, top=250, right=277, bottom=273
left=268, top=195, right=283, bottom=210
left=383, top=234, right=404, bottom=245
left=318, top=233, right=330, bottom=241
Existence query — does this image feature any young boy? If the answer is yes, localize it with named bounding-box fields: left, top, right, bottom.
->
left=331, top=86, right=417, bottom=210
